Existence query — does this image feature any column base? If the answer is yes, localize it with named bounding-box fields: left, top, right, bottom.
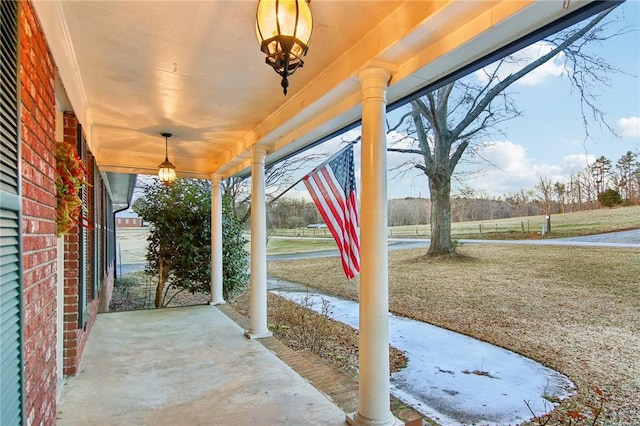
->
left=244, top=329, right=273, bottom=339
left=209, top=299, right=226, bottom=306
left=346, top=412, right=404, bottom=426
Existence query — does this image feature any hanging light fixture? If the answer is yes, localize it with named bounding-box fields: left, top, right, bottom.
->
left=256, top=0, right=313, bottom=95
left=158, top=132, right=176, bottom=186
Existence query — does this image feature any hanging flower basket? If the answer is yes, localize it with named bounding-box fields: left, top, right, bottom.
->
left=55, top=141, right=91, bottom=237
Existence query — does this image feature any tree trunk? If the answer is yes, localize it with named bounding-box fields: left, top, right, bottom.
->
left=155, top=258, right=170, bottom=308
left=428, top=175, right=455, bottom=256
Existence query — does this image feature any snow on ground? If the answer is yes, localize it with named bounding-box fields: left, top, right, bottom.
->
left=270, top=279, right=574, bottom=426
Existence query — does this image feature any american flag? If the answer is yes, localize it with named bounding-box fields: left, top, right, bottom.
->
left=303, top=145, right=360, bottom=279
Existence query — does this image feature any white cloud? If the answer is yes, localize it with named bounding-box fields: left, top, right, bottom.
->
left=478, top=141, right=530, bottom=173
left=474, top=41, right=566, bottom=87
left=459, top=141, right=592, bottom=197
left=286, top=188, right=312, bottom=202
left=617, top=116, right=640, bottom=138
left=562, top=153, right=595, bottom=170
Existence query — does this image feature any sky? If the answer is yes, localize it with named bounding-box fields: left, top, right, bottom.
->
left=282, top=1, right=640, bottom=201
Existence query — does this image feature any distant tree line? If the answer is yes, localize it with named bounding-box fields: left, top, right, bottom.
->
left=267, top=197, right=322, bottom=229
left=267, top=149, right=638, bottom=229
left=533, top=150, right=639, bottom=215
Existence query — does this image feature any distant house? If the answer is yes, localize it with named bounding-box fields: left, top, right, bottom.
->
left=116, top=211, right=144, bottom=228
left=116, top=217, right=143, bottom=228
left=306, top=223, right=327, bottom=229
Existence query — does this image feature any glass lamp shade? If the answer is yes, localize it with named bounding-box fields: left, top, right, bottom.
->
left=158, top=158, right=177, bottom=186
left=256, top=0, right=312, bottom=94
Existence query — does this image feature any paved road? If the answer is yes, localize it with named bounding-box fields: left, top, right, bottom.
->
left=267, top=229, right=640, bottom=262
left=118, top=229, right=639, bottom=271
left=555, top=228, right=639, bottom=244
left=117, top=263, right=147, bottom=275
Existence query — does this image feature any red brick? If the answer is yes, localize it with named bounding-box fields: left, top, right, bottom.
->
left=20, top=3, right=58, bottom=425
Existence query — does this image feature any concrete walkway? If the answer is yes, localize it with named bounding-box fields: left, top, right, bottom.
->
left=56, top=305, right=346, bottom=426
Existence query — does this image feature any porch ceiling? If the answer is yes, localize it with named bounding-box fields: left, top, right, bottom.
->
left=34, top=0, right=596, bottom=180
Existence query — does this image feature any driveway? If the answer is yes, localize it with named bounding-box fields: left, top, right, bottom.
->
left=267, top=229, right=640, bottom=262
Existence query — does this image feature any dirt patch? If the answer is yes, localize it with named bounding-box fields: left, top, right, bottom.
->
left=231, top=292, right=408, bottom=375
left=109, top=272, right=210, bottom=311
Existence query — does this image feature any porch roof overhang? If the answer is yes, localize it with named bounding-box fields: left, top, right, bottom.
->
left=33, top=0, right=603, bottom=181
left=103, top=172, right=137, bottom=209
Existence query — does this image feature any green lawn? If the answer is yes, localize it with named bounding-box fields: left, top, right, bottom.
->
left=266, top=237, right=337, bottom=255
left=269, top=205, right=640, bottom=240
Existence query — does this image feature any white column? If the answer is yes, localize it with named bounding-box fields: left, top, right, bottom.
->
left=245, top=146, right=272, bottom=339
left=347, top=66, right=402, bottom=426
left=210, top=173, right=225, bottom=305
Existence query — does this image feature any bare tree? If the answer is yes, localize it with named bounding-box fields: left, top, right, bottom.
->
left=554, top=181, right=566, bottom=213
left=578, top=168, right=598, bottom=209
left=387, top=6, right=623, bottom=256
left=223, top=152, right=327, bottom=224
left=615, top=150, right=639, bottom=200
left=568, top=174, right=582, bottom=212
left=505, top=189, right=536, bottom=218
left=590, top=155, right=613, bottom=197
left=535, top=177, right=554, bottom=215
left=633, top=162, right=640, bottom=204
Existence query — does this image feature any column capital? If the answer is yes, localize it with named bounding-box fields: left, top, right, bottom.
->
left=251, top=144, right=269, bottom=158
left=358, top=63, right=397, bottom=103
left=357, top=61, right=397, bottom=86
left=209, top=173, right=222, bottom=183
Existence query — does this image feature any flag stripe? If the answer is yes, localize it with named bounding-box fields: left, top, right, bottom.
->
left=302, top=145, right=360, bottom=279
left=311, top=171, right=345, bottom=231
left=305, top=173, right=355, bottom=275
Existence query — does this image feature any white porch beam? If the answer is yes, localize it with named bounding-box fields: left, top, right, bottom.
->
left=347, top=65, right=402, bottom=426
left=245, top=146, right=272, bottom=339
left=210, top=173, right=225, bottom=306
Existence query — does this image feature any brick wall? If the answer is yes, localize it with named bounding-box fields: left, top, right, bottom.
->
left=62, top=222, right=80, bottom=376
left=20, top=1, right=58, bottom=424
left=61, top=112, right=102, bottom=376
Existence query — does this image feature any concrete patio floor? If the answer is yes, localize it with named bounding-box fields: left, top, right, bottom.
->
left=56, top=305, right=346, bottom=425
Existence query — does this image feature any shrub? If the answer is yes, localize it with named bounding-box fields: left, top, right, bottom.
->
left=114, top=275, right=141, bottom=301
left=598, top=189, right=623, bottom=208
left=222, top=195, right=249, bottom=300
left=270, top=294, right=333, bottom=355
left=133, top=180, right=249, bottom=306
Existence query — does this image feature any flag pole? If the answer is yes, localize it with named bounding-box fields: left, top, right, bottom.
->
left=268, top=142, right=356, bottom=206
left=267, top=175, right=306, bottom=206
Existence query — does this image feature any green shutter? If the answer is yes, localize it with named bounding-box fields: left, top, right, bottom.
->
left=0, top=0, right=24, bottom=424
left=77, top=126, right=88, bottom=326
left=93, top=164, right=101, bottom=296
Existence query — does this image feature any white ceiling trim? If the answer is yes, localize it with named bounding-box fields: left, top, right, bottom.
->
left=220, top=0, right=597, bottom=178
left=32, top=1, right=95, bottom=150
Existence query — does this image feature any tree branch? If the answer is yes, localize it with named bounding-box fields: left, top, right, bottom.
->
left=451, top=6, right=617, bottom=141
left=411, top=105, right=435, bottom=176
left=387, top=148, right=424, bottom=155
left=450, top=140, right=469, bottom=170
